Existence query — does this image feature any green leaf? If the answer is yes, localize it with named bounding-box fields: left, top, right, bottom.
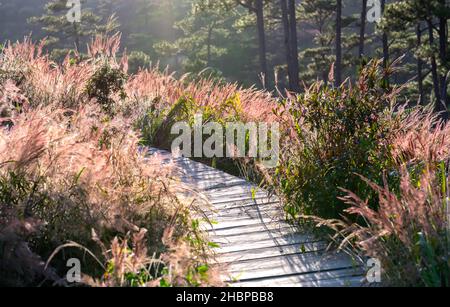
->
left=208, top=242, right=220, bottom=248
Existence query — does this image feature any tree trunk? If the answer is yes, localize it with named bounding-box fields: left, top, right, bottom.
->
left=255, top=0, right=269, bottom=88
left=335, top=0, right=342, bottom=86
left=288, top=0, right=300, bottom=92
left=427, top=19, right=445, bottom=116
left=438, top=0, right=448, bottom=110
left=381, top=0, right=389, bottom=85
left=416, top=23, right=424, bottom=105
left=280, top=0, right=291, bottom=90
left=359, top=0, right=367, bottom=59
left=207, top=25, right=214, bottom=67
left=73, top=23, right=80, bottom=51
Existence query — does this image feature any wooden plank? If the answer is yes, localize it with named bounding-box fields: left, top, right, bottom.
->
left=147, top=157, right=215, bottom=173
left=186, top=179, right=250, bottom=191
left=210, top=195, right=278, bottom=205
left=201, top=216, right=287, bottom=231
left=214, top=209, right=284, bottom=223
left=212, top=199, right=281, bottom=210
left=200, top=198, right=280, bottom=212
left=223, top=252, right=359, bottom=282
left=209, top=223, right=297, bottom=238
left=213, top=233, right=320, bottom=254
left=206, top=192, right=268, bottom=203
left=205, top=219, right=290, bottom=231
left=232, top=270, right=365, bottom=287
left=210, top=228, right=315, bottom=246
left=202, top=182, right=257, bottom=193
left=202, top=207, right=283, bottom=221
left=215, top=203, right=284, bottom=218
left=292, top=276, right=364, bottom=287
left=178, top=161, right=216, bottom=170
left=208, top=194, right=271, bottom=205
left=202, top=182, right=258, bottom=191
left=181, top=174, right=244, bottom=184
left=217, top=241, right=327, bottom=263
left=179, top=172, right=238, bottom=181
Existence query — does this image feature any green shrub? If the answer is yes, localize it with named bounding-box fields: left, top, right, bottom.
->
left=85, top=62, right=127, bottom=115
left=275, top=60, right=400, bottom=220
left=142, top=94, right=243, bottom=151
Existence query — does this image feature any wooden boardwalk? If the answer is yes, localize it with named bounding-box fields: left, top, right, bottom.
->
left=148, top=149, right=365, bottom=287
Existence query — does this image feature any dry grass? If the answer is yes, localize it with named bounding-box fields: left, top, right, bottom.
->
left=124, top=66, right=277, bottom=124
left=0, top=35, right=222, bottom=287
left=272, top=59, right=450, bottom=286
left=313, top=107, right=450, bottom=286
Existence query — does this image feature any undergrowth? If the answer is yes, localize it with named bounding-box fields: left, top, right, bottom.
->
left=0, top=35, right=221, bottom=287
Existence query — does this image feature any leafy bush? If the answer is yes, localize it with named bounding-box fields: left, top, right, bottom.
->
left=150, top=94, right=242, bottom=150
left=138, top=93, right=277, bottom=179
left=86, top=62, right=127, bottom=115
left=327, top=107, right=450, bottom=286
left=275, top=59, right=450, bottom=286
left=275, top=60, right=400, bottom=219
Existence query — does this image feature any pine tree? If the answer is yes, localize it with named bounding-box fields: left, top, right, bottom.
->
left=381, top=0, right=389, bottom=85
left=232, top=0, right=270, bottom=87
left=280, top=0, right=300, bottom=92
left=97, top=0, right=121, bottom=35
left=335, top=0, right=343, bottom=85
left=359, top=0, right=368, bottom=58
left=30, top=0, right=103, bottom=55
left=381, top=0, right=450, bottom=116
left=155, top=0, right=235, bottom=74
left=298, top=0, right=357, bottom=84
left=287, top=0, right=300, bottom=91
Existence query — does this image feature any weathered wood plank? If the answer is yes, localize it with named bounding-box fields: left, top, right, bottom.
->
left=180, top=173, right=238, bottom=182
left=214, top=209, right=284, bottom=223
left=212, top=200, right=281, bottom=212
left=215, top=204, right=284, bottom=218
left=201, top=216, right=287, bottom=231
left=186, top=179, right=250, bottom=191
left=202, top=207, right=284, bottom=221
left=232, top=270, right=365, bottom=287
left=213, top=233, right=320, bottom=254
left=223, top=252, right=360, bottom=282
left=210, top=195, right=278, bottom=205
left=209, top=223, right=296, bottom=238
left=210, top=228, right=316, bottom=246
left=217, top=241, right=327, bottom=263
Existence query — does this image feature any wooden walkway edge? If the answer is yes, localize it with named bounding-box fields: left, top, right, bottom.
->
left=148, top=148, right=365, bottom=287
